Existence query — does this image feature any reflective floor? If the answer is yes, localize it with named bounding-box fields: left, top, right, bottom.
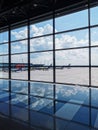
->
left=0, top=79, right=98, bottom=130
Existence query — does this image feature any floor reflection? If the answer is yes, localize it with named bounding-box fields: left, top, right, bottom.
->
left=0, top=79, right=98, bottom=130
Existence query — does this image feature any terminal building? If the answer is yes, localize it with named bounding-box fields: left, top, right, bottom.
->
left=0, top=0, right=98, bottom=130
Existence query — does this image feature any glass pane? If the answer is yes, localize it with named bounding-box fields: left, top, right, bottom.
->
left=30, top=97, right=53, bottom=114
left=30, top=82, right=53, bottom=98
left=0, top=102, right=9, bottom=116
left=0, top=55, right=9, bottom=78
left=0, top=31, right=8, bottom=43
left=11, top=93, right=28, bottom=107
left=30, top=111, right=53, bottom=130
left=55, top=9, right=88, bottom=32
left=30, top=36, right=53, bottom=52
left=30, top=19, right=53, bottom=37
left=91, top=27, right=98, bottom=46
left=56, top=67, right=89, bottom=85
left=55, top=101, right=89, bottom=125
left=90, top=6, right=98, bottom=25
left=55, top=29, right=88, bottom=49
left=11, top=80, right=28, bottom=94
left=11, top=54, right=28, bottom=80
left=91, top=68, right=98, bottom=86
left=56, top=49, right=89, bottom=66
left=0, top=44, right=8, bottom=55
left=0, top=80, right=9, bottom=91
left=91, top=108, right=98, bottom=129
left=11, top=40, right=27, bottom=54
left=0, top=91, right=9, bottom=102
left=91, top=47, right=98, bottom=65
left=30, top=52, right=53, bottom=82
left=11, top=105, right=28, bottom=121
left=11, top=26, right=27, bottom=41
left=56, top=84, right=89, bottom=105
left=91, top=88, right=98, bottom=108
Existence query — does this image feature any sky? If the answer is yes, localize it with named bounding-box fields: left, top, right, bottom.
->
left=0, top=6, right=98, bottom=65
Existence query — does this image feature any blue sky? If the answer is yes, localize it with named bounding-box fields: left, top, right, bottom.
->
left=0, top=6, right=98, bottom=65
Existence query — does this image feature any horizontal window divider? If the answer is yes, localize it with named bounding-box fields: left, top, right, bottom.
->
left=0, top=42, right=9, bottom=45
left=30, top=49, right=53, bottom=53
left=11, top=52, right=28, bottom=55
left=0, top=89, right=9, bottom=93
left=30, top=79, right=53, bottom=84
left=54, top=26, right=89, bottom=35
left=11, top=38, right=28, bottom=43
left=0, top=54, right=9, bottom=56
left=90, top=24, right=98, bottom=28
left=55, top=46, right=89, bottom=51
left=30, top=33, right=53, bottom=40
left=55, top=81, right=89, bottom=88
left=56, top=66, right=90, bottom=67
left=90, top=45, right=98, bottom=48
left=10, top=78, right=29, bottom=82
left=11, top=92, right=28, bottom=96
left=30, top=94, right=53, bottom=100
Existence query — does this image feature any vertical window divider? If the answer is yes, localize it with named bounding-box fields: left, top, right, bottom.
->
left=88, top=0, right=92, bottom=127
left=53, top=1, right=56, bottom=130
left=8, top=24, right=12, bottom=118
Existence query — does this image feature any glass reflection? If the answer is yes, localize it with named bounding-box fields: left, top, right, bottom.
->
left=11, top=80, right=28, bottom=94
left=56, top=84, right=89, bottom=105
left=55, top=101, right=89, bottom=125
left=91, top=88, right=98, bottom=107
left=0, top=79, right=9, bottom=91
left=11, top=105, right=28, bottom=121
left=30, top=82, right=53, bottom=98
left=0, top=91, right=9, bottom=102
left=30, top=97, right=53, bottom=114
left=30, top=111, right=53, bottom=130
left=91, top=108, right=98, bottom=129
left=11, top=93, right=28, bottom=107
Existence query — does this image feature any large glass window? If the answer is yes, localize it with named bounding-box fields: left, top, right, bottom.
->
left=0, top=31, right=8, bottom=43
left=55, top=29, right=88, bottom=49
left=90, top=6, right=98, bottom=26
left=30, top=51, right=53, bottom=82
left=55, top=9, right=88, bottom=32
left=11, top=25, right=28, bottom=41
left=30, top=19, right=53, bottom=37
left=11, top=40, right=28, bottom=54
left=0, top=55, right=9, bottom=79
left=11, top=54, right=28, bottom=80
left=30, top=35, right=53, bottom=52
